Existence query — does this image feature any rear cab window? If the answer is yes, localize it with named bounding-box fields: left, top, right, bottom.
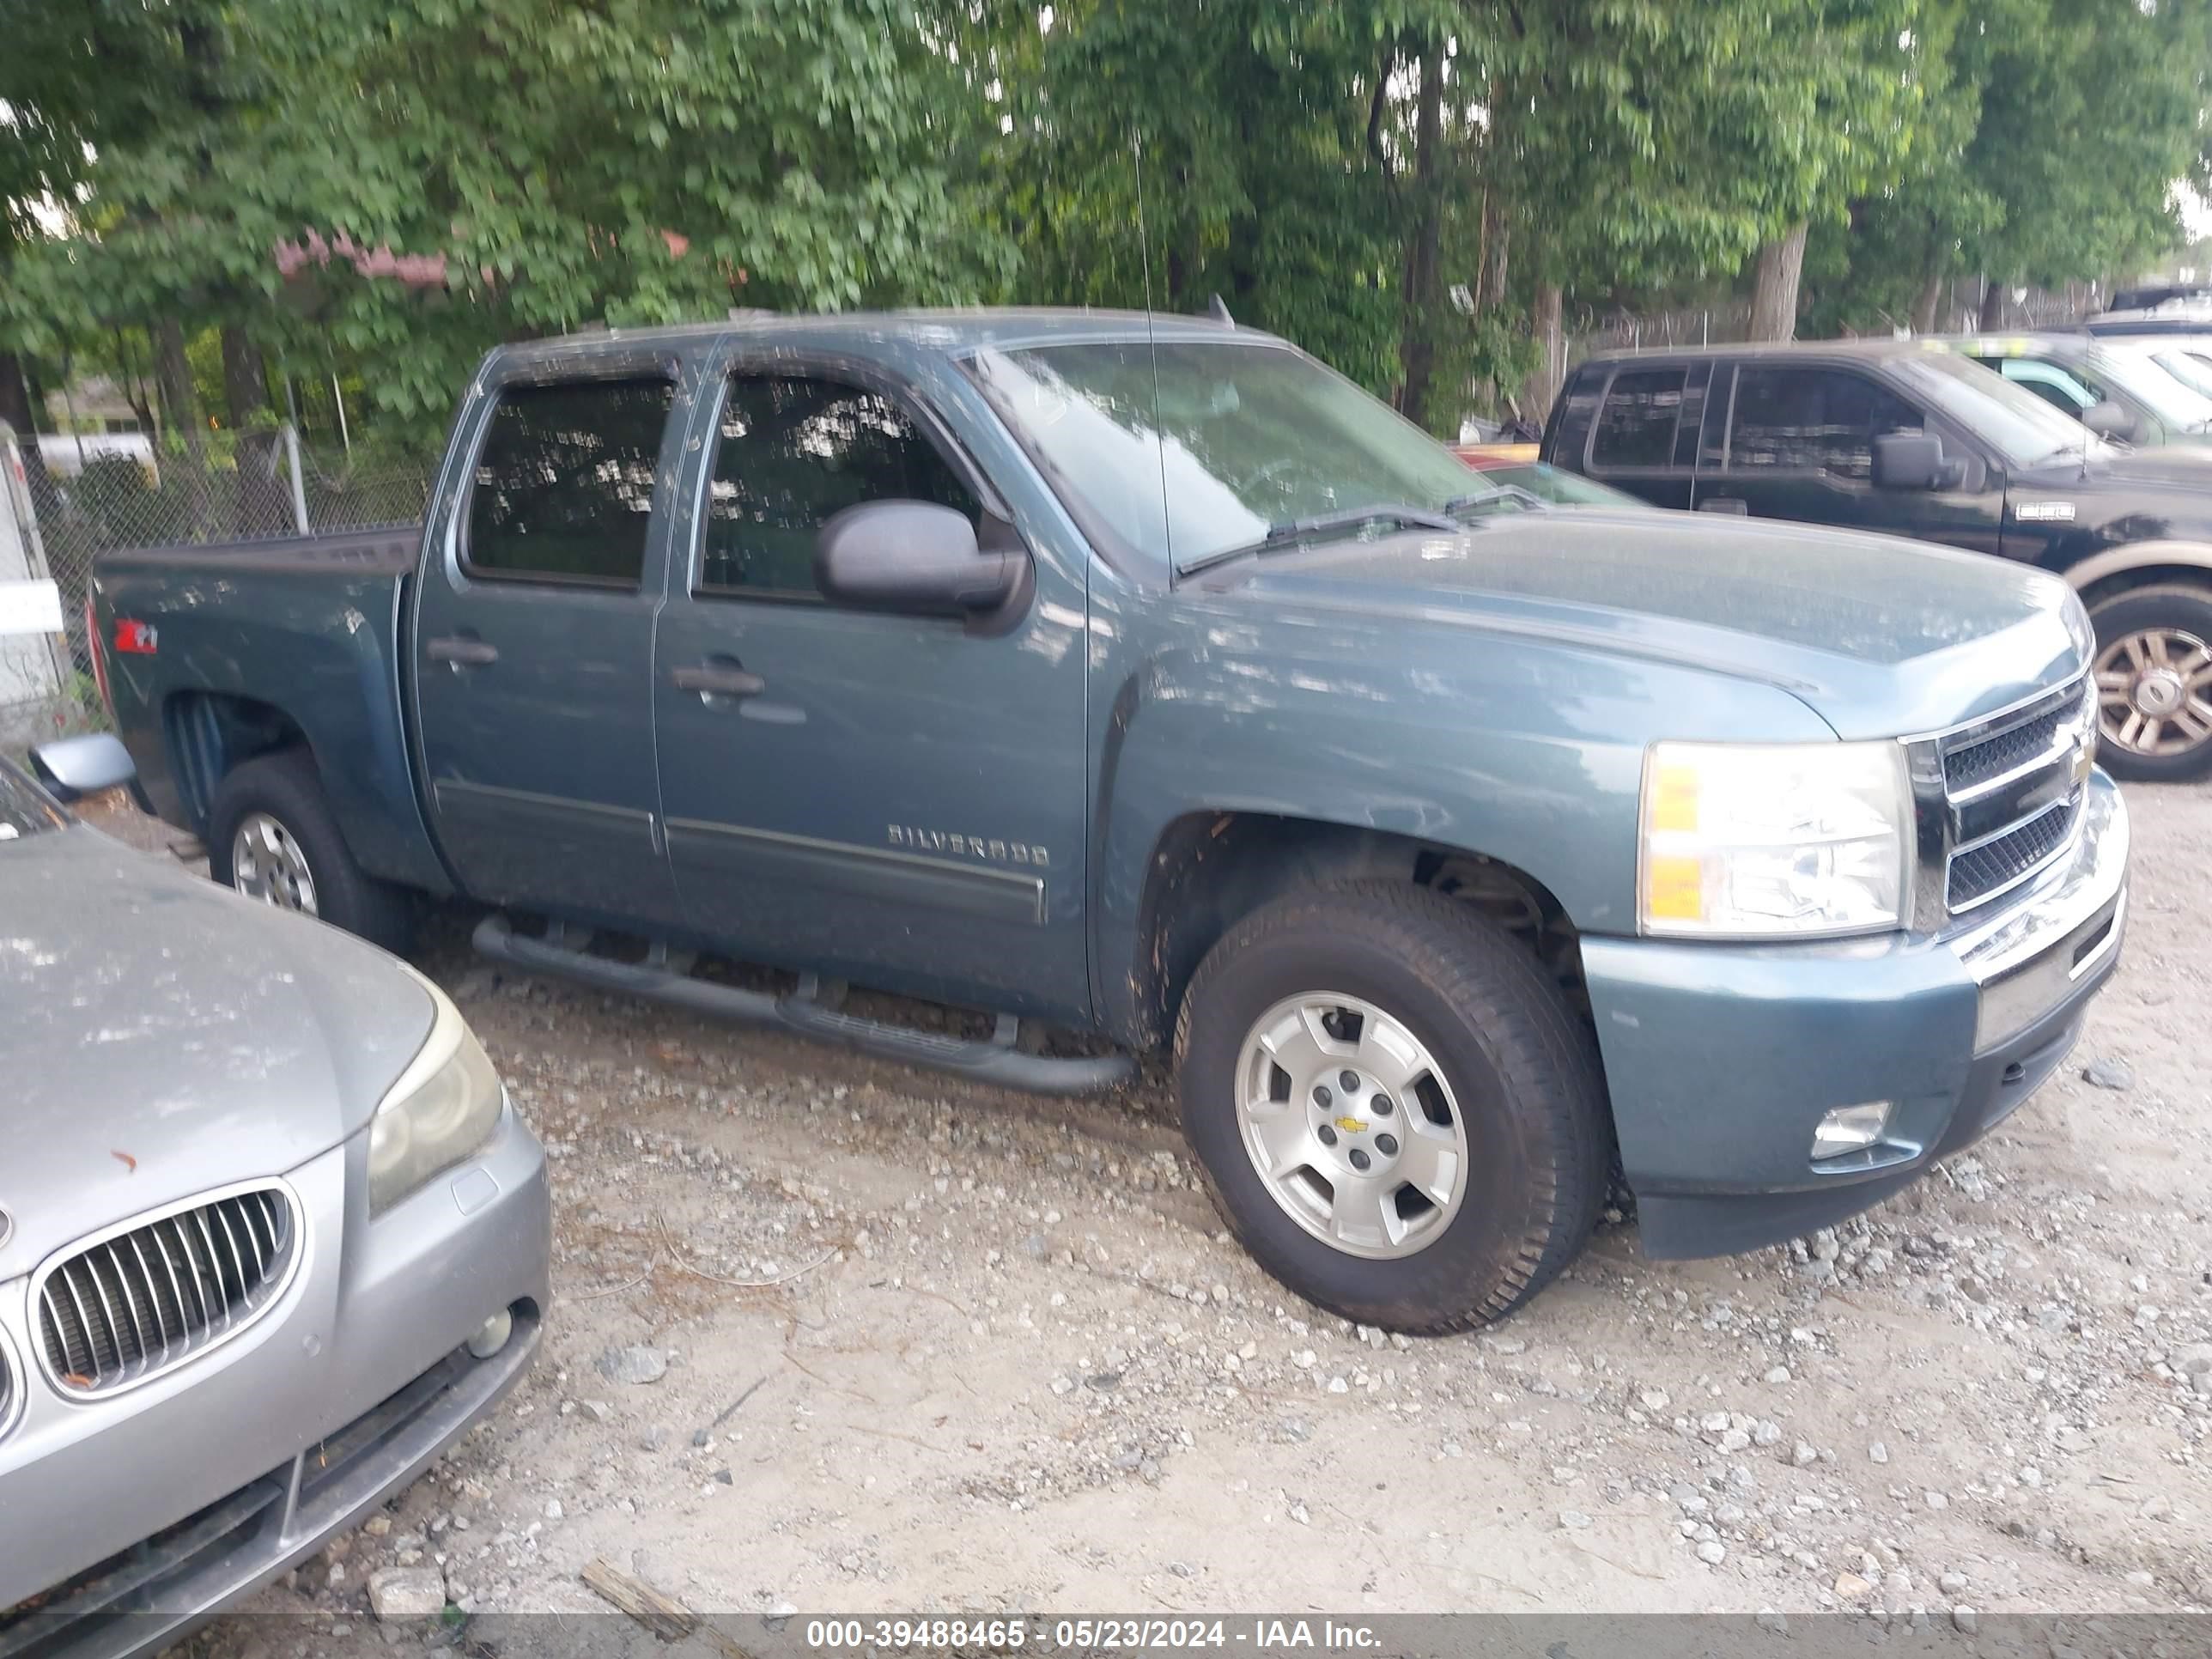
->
left=463, top=378, right=675, bottom=586
left=699, top=376, right=980, bottom=599
left=1591, top=368, right=1688, bottom=469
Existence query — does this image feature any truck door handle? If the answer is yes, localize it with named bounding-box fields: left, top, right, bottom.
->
left=1698, top=497, right=1748, bottom=515
left=671, top=662, right=766, bottom=699
left=426, top=635, right=500, bottom=665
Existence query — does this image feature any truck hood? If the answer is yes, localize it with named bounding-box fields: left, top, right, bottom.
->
left=0, top=826, right=433, bottom=1273
left=1206, top=509, right=2085, bottom=738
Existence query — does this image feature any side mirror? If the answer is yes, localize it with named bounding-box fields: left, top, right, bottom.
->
left=815, top=501, right=1026, bottom=618
left=27, top=732, right=137, bottom=801
left=1872, top=431, right=1962, bottom=491
left=2082, top=399, right=2136, bottom=441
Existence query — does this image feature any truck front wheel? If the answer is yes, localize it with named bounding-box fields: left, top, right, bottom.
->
left=208, top=750, right=415, bottom=952
left=1174, top=884, right=1609, bottom=1335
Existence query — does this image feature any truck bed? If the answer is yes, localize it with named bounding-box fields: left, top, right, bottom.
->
left=93, top=523, right=451, bottom=895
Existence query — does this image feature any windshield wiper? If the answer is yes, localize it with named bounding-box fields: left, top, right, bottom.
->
left=1178, top=503, right=1463, bottom=576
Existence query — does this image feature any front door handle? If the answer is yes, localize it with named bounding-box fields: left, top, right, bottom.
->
left=426, top=635, right=500, bottom=665
left=1697, top=497, right=1748, bottom=515
left=672, top=662, right=767, bottom=699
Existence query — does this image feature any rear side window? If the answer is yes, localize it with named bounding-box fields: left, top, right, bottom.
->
left=1728, top=368, right=1922, bottom=479
left=1592, top=368, right=1687, bottom=467
left=700, top=375, right=979, bottom=597
left=465, top=378, right=674, bottom=586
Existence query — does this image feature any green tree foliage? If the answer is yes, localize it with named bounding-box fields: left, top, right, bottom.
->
left=7, top=0, right=1010, bottom=424
left=1807, top=0, right=2212, bottom=335
left=3, top=0, right=2206, bottom=447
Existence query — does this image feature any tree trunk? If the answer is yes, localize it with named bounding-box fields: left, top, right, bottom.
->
left=154, top=318, right=211, bottom=534
left=222, top=327, right=288, bottom=537
left=1913, top=270, right=1947, bottom=335
left=1522, top=281, right=1565, bottom=419
left=1477, top=191, right=1510, bottom=313
left=1978, top=279, right=2005, bottom=329
left=0, top=352, right=49, bottom=485
left=1747, top=222, right=1809, bottom=342
left=1396, top=38, right=1448, bottom=431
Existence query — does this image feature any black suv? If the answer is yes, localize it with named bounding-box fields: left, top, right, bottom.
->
left=1542, top=341, right=2212, bottom=780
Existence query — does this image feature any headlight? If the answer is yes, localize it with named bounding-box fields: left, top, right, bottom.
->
left=1638, top=740, right=1911, bottom=939
left=368, top=969, right=504, bottom=1214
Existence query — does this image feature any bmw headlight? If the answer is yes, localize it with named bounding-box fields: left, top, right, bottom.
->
left=1638, top=740, right=1911, bottom=939
left=368, top=969, right=504, bottom=1214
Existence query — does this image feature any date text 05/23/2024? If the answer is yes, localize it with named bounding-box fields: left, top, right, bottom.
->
left=803, top=1619, right=1382, bottom=1652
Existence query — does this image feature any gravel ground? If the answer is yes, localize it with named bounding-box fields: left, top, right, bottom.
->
left=80, top=776, right=2212, bottom=1632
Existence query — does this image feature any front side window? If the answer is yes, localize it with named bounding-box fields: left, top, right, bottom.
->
left=1592, top=368, right=1687, bottom=467
left=465, top=378, right=673, bottom=586
left=701, top=376, right=980, bottom=596
left=1990, top=359, right=2095, bottom=415
left=1729, top=368, right=1923, bottom=479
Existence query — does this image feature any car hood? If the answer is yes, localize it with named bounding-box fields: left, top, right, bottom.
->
left=1203, top=509, right=2084, bottom=738
left=0, top=826, right=433, bottom=1273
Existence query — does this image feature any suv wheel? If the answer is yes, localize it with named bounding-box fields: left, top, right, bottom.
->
left=1174, top=884, right=1609, bottom=1334
left=2089, top=584, right=2212, bottom=781
left=208, top=750, right=415, bottom=951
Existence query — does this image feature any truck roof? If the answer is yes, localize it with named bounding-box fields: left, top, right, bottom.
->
left=486, top=307, right=1284, bottom=368
left=1573, top=337, right=1968, bottom=368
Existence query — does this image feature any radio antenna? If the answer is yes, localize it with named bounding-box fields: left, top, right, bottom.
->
left=1132, top=128, right=1176, bottom=586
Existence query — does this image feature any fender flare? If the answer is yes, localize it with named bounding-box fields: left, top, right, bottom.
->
left=2063, top=539, right=2212, bottom=594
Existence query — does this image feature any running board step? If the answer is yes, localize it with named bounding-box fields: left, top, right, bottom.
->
left=470, top=913, right=1135, bottom=1096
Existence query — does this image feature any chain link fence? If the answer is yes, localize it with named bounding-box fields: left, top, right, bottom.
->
left=1, top=423, right=428, bottom=750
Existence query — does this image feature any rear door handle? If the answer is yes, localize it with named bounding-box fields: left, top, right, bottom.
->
left=672, top=662, right=766, bottom=699
left=426, top=635, right=500, bottom=665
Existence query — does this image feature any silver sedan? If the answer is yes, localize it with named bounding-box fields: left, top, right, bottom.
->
left=0, top=737, right=550, bottom=1656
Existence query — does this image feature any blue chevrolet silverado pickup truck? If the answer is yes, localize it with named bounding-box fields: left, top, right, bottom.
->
left=85, top=310, right=2130, bottom=1332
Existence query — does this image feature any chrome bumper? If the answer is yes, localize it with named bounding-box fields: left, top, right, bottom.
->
left=1951, top=769, right=2129, bottom=1051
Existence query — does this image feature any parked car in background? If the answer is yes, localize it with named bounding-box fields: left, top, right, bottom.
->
left=1928, top=332, right=2212, bottom=448
left=0, top=737, right=548, bottom=1656
left=80, top=311, right=2126, bottom=1332
left=1542, top=339, right=2212, bottom=779
left=2085, top=297, right=2212, bottom=337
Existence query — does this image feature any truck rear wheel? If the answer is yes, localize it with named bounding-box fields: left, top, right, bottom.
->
left=2087, top=583, right=2212, bottom=782
left=1173, top=883, right=1609, bottom=1334
left=208, top=750, right=415, bottom=952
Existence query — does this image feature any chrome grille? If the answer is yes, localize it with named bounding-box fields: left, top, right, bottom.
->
left=35, top=1184, right=297, bottom=1396
left=0, top=1335, right=15, bottom=1438
left=1936, top=676, right=2094, bottom=916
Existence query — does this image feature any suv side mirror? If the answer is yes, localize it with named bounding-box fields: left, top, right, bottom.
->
left=2082, top=399, right=2136, bottom=441
left=27, top=732, right=137, bottom=801
left=1872, top=431, right=1964, bottom=491
left=815, top=501, right=1026, bottom=618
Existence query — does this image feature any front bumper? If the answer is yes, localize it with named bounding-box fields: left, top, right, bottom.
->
left=1583, top=771, right=2129, bottom=1259
left=0, top=1102, right=550, bottom=1656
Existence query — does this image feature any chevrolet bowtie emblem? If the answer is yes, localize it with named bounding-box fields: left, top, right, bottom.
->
left=1334, top=1117, right=1364, bottom=1135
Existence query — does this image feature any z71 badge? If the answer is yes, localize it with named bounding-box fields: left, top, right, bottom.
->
left=2014, top=500, right=2077, bottom=523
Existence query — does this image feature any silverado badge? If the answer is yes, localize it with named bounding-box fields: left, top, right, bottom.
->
left=2014, top=501, right=2076, bottom=523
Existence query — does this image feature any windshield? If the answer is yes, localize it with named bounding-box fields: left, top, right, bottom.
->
left=2094, top=343, right=2212, bottom=428
left=2148, top=346, right=2212, bottom=399
left=1889, top=351, right=2112, bottom=468
left=967, top=340, right=1489, bottom=571
left=0, top=761, right=65, bottom=842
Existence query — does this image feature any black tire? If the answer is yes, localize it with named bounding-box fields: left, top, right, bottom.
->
left=207, top=750, right=416, bottom=952
left=1173, top=883, right=1610, bottom=1335
left=2086, top=582, right=2212, bottom=783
